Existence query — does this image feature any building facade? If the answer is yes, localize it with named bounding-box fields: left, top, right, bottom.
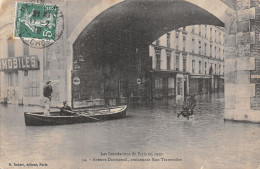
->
left=148, top=25, right=225, bottom=104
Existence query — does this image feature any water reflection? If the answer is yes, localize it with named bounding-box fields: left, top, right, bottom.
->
left=0, top=93, right=259, bottom=169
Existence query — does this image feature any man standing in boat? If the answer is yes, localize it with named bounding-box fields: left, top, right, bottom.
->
left=43, top=80, right=53, bottom=116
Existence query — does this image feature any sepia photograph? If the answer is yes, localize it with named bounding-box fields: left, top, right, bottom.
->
left=0, top=0, right=259, bottom=168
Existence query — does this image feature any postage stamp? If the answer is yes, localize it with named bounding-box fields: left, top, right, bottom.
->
left=14, top=1, right=64, bottom=49
left=14, top=2, right=59, bottom=40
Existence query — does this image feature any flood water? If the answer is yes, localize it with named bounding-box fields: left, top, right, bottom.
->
left=0, top=93, right=259, bottom=169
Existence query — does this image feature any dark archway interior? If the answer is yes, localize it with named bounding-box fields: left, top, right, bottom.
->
left=72, top=0, right=224, bottom=101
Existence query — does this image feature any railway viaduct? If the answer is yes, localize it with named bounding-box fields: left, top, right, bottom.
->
left=66, top=0, right=260, bottom=123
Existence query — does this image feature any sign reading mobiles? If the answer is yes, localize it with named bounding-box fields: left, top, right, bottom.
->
left=0, top=56, right=39, bottom=71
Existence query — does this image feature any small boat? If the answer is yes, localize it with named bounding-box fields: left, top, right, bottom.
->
left=24, top=105, right=127, bottom=126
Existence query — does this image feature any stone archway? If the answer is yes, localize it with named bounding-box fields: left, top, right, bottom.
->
left=67, top=0, right=260, bottom=123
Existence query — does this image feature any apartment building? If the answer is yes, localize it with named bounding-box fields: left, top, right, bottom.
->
left=148, top=25, right=225, bottom=103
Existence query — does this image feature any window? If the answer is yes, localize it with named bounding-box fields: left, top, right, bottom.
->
left=7, top=37, right=18, bottom=88
left=23, top=70, right=40, bottom=97
left=199, top=61, right=201, bottom=74
left=215, top=64, right=217, bottom=74
left=8, top=37, right=14, bottom=58
left=219, top=48, right=221, bottom=59
left=156, top=39, right=160, bottom=46
left=167, top=32, right=170, bottom=48
left=210, top=44, right=212, bottom=57
left=210, top=27, right=212, bottom=41
left=199, top=25, right=201, bottom=35
left=192, top=26, right=195, bottom=33
left=198, top=40, right=201, bottom=54
left=176, top=55, right=179, bottom=71
left=204, top=25, right=207, bottom=38
left=215, top=30, right=217, bottom=42
left=205, top=62, right=207, bottom=74
left=166, top=51, right=171, bottom=70
left=183, top=58, right=186, bottom=72
left=192, top=38, right=195, bottom=53
left=183, top=37, right=186, bottom=51
left=204, top=43, right=207, bottom=56
left=192, top=60, right=195, bottom=73
left=155, top=48, right=161, bottom=70
left=183, top=26, right=186, bottom=31
left=219, top=32, right=221, bottom=43
left=23, top=44, right=29, bottom=56
left=219, top=64, right=221, bottom=74
left=175, top=35, right=179, bottom=50
left=215, top=47, right=217, bottom=58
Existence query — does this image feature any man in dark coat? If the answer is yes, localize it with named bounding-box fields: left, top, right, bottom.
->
left=43, top=80, right=53, bottom=116
left=60, top=101, right=73, bottom=116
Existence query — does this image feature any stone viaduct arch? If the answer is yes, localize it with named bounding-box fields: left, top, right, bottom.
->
left=66, top=0, right=260, bottom=123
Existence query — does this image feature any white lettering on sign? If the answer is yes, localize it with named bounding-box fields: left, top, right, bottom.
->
left=2, top=59, right=7, bottom=69
left=73, top=77, right=80, bottom=85
left=251, top=75, right=260, bottom=79
left=0, top=56, right=39, bottom=71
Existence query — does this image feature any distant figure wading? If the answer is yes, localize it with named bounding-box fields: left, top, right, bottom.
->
left=43, top=81, right=53, bottom=116
left=177, top=94, right=197, bottom=119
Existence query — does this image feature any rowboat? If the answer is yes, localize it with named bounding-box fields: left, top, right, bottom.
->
left=24, top=105, right=127, bottom=126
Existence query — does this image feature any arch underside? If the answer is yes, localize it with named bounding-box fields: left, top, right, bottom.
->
left=71, top=0, right=225, bottom=101
left=73, top=0, right=224, bottom=53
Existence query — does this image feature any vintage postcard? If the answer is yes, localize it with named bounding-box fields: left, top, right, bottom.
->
left=0, top=0, right=259, bottom=169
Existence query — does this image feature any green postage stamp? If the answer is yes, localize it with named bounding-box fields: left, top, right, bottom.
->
left=14, top=2, right=59, bottom=41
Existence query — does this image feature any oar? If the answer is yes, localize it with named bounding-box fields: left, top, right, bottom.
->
left=57, top=107, right=101, bottom=121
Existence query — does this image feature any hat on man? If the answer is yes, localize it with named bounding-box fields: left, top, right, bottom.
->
left=63, top=101, right=67, bottom=105
left=46, top=80, right=51, bottom=84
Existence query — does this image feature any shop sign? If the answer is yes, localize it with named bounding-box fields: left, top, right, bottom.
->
left=73, top=77, right=80, bottom=85
left=0, top=56, right=39, bottom=71
left=250, top=70, right=260, bottom=83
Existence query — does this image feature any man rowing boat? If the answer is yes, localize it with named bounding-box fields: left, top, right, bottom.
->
left=60, top=101, right=73, bottom=116
left=177, top=94, right=197, bottom=119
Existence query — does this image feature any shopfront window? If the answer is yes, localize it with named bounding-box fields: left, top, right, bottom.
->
left=168, top=78, right=175, bottom=96
left=23, top=70, right=40, bottom=97
left=154, top=77, right=162, bottom=98
left=177, top=78, right=182, bottom=95
left=7, top=73, right=18, bottom=87
left=155, top=78, right=162, bottom=89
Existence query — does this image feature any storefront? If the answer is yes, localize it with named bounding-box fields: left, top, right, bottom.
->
left=189, top=74, right=212, bottom=95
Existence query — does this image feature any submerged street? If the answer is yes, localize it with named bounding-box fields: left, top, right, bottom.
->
left=0, top=93, right=259, bottom=169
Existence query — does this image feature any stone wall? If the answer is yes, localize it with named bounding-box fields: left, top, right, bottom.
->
left=224, top=0, right=260, bottom=123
